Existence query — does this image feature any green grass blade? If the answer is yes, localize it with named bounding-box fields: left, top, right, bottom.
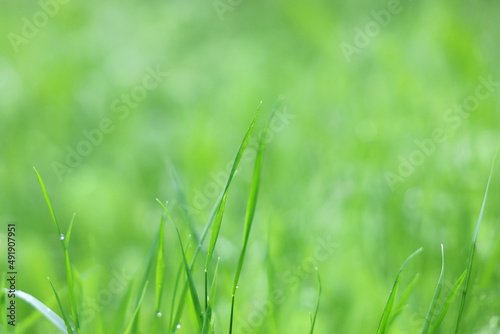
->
left=229, top=101, right=281, bottom=333
left=158, top=200, right=203, bottom=330
left=430, top=269, right=467, bottom=334
left=168, top=235, right=192, bottom=332
left=34, top=167, right=62, bottom=236
left=377, top=247, right=423, bottom=334
left=7, top=288, right=65, bottom=333
left=47, top=278, right=75, bottom=334
left=65, top=213, right=76, bottom=248
left=391, top=273, right=420, bottom=321
left=124, top=281, right=149, bottom=334
left=35, top=168, right=79, bottom=330
left=421, top=244, right=445, bottom=334
left=155, top=214, right=166, bottom=316
left=205, top=103, right=261, bottom=269
left=202, top=258, right=220, bottom=334
left=455, top=145, right=499, bottom=333
left=309, top=268, right=322, bottom=334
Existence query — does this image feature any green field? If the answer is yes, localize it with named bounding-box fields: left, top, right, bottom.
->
left=1, top=0, right=500, bottom=333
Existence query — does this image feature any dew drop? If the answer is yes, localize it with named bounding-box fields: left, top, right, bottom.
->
left=176, top=324, right=181, bottom=329
left=60, top=234, right=65, bottom=240
left=156, top=312, right=162, bottom=318
left=236, top=285, right=239, bottom=289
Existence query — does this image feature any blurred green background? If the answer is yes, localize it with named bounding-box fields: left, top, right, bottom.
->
left=1, top=0, right=500, bottom=333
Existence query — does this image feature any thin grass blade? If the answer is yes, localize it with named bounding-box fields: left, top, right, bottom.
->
left=65, top=213, right=76, bottom=248
left=377, top=247, right=423, bottom=334
left=455, top=145, right=499, bottom=333
left=35, top=168, right=79, bottom=330
left=155, top=214, right=166, bottom=316
left=309, top=268, right=322, bottom=334
left=202, top=258, right=220, bottom=334
left=229, top=100, right=281, bottom=333
left=430, top=269, right=467, bottom=334
left=391, top=273, right=420, bottom=322
left=421, top=244, right=445, bottom=334
left=123, top=281, right=148, bottom=334
left=47, top=278, right=75, bottom=334
left=205, top=103, right=261, bottom=269
left=158, top=200, right=203, bottom=329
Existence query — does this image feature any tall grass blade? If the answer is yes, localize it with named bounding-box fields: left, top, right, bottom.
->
left=204, top=104, right=262, bottom=301
left=376, top=247, right=423, bottom=334
left=229, top=100, right=281, bottom=333
left=65, top=213, right=76, bottom=248
left=47, top=278, right=75, bottom=334
left=155, top=214, right=166, bottom=316
left=157, top=200, right=203, bottom=330
left=390, top=273, right=420, bottom=322
left=34, top=167, right=79, bottom=330
left=455, top=145, right=499, bottom=333
left=421, top=244, right=445, bottom=334
left=123, top=281, right=148, bottom=334
left=161, top=101, right=264, bottom=329
left=309, top=269, right=322, bottom=334
left=429, top=269, right=467, bottom=334
left=6, top=288, right=65, bottom=333
left=202, top=258, right=220, bottom=334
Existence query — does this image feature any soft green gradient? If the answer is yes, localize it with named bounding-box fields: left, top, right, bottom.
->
left=1, top=0, right=500, bottom=333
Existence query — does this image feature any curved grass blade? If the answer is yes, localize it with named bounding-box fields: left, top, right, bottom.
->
left=158, top=200, right=203, bottom=330
left=124, top=281, right=148, bottom=334
left=229, top=100, right=281, bottom=333
left=390, top=273, right=420, bottom=323
left=155, top=214, right=166, bottom=316
left=47, top=278, right=76, bottom=334
left=421, top=244, right=445, bottom=334
left=429, top=269, right=467, bottom=334
left=309, top=268, right=322, bottom=334
left=160, top=102, right=265, bottom=329
left=376, top=247, right=423, bottom=334
left=205, top=104, right=262, bottom=303
left=65, top=213, right=76, bottom=248
left=5, top=288, right=65, bottom=333
left=202, top=258, right=220, bottom=334
left=34, top=167, right=79, bottom=330
left=455, top=145, right=500, bottom=333
left=169, top=250, right=188, bottom=333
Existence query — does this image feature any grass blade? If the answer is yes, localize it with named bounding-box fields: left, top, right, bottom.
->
left=205, top=103, right=262, bottom=291
left=229, top=100, right=281, bottom=333
left=390, top=273, right=420, bottom=322
left=421, top=244, right=445, bottom=334
left=202, top=258, right=220, bottom=334
left=34, top=167, right=79, bottom=330
left=429, top=269, right=467, bottom=334
left=155, top=214, right=166, bottom=316
left=455, top=145, right=499, bottom=333
left=47, top=278, right=75, bottom=334
left=65, top=213, right=76, bottom=248
left=124, top=281, right=149, bottom=334
left=309, top=268, right=322, bottom=334
left=157, top=200, right=203, bottom=330
left=4, top=288, right=65, bottom=333
left=376, top=247, right=423, bottom=334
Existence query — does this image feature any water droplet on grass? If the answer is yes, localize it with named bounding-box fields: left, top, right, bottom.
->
left=176, top=324, right=181, bottom=329
left=156, top=312, right=162, bottom=318
left=60, top=234, right=64, bottom=240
